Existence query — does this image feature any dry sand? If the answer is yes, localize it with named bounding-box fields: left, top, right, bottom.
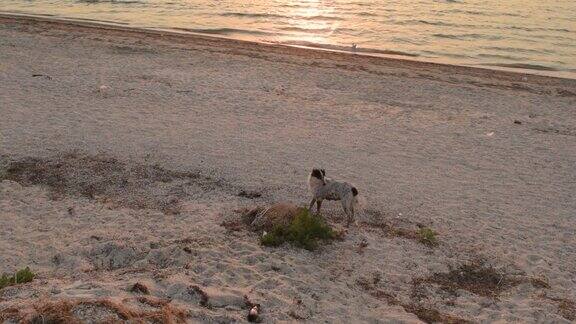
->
left=1, top=14, right=575, bottom=323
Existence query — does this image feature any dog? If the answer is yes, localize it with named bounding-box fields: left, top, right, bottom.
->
left=308, top=168, right=360, bottom=226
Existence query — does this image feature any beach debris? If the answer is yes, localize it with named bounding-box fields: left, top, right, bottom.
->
left=514, top=120, right=522, bottom=125
left=32, top=74, right=52, bottom=80
left=98, top=85, right=109, bottom=92
left=486, top=132, right=494, bottom=137
left=247, top=304, right=261, bottom=322
left=356, top=239, right=369, bottom=254
left=352, top=43, right=358, bottom=51
left=130, top=282, right=150, bottom=295
left=167, top=284, right=210, bottom=306
left=238, top=190, right=262, bottom=199
left=244, top=295, right=262, bottom=322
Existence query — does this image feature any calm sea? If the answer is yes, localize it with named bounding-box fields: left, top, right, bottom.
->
left=2, top=0, right=575, bottom=77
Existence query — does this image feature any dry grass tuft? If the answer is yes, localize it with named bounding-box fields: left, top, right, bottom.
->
left=188, top=286, right=210, bottom=307
left=414, top=260, right=550, bottom=299
left=0, top=307, right=21, bottom=323
left=541, top=295, right=576, bottom=321
left=130, top=282, right=150, bottom=295
left=362, top=221, right=438, bottom=247
left=557, top=299, right=576, bottom=321
left=414, top=261, right=514, bottom=298
left=402, top=304, right=471, bottom=324
left=356, top=275, right=471, bottom=323
left=1, top=297, right=189, bottom=324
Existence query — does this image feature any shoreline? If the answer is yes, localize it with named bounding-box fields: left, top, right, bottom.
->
left=2, top=12, right=576, bottom=81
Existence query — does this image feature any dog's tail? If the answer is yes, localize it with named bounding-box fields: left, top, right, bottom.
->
left=351, top=187, right=367, bottom=211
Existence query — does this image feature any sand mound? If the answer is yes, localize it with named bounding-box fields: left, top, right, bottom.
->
left=249, top=202, right=306, bottom=231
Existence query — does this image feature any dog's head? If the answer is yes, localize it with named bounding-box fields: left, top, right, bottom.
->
left=311, top=168, right=326, bottom=185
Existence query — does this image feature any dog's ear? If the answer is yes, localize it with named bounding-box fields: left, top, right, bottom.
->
left=311, top=169, right=323, bottom=179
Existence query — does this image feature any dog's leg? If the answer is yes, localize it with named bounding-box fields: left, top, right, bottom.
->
left=341, top=200, right=351, bottom=226
left=308, top=198, right=316, bottom=212
left=349, top=204, right=356, bottom=227
left=316, top=200, right=323, bottom=214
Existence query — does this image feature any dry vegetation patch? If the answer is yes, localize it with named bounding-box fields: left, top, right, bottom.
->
left=361, top=211, right=439, bottom=247
left=356, top=275, right=471, bottom=324
left=0, top=298, right=189, bottom=323
left=413, top=260, right=550, bottom=299
left=401, top=304, right=471, bottom=324
left=556, top=299, right=576, bottom=321
left=0, top=152, right=230, bottom=214
left=540, top=295, right=576, bottom=321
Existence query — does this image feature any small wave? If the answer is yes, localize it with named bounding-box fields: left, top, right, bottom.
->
left=416, top=19, right=455, bottom=26
left=279, top=26, right=352, bottom=34
left=174, top=27, right=275, bottom=37
left=299, top=15, right=344, bottom=21
left=481, top=63, right=558, bottom=72
left=505, top=25, right=572, bottom=33
left=477, top=53, right=527, bottom=61
left=220, top=12, right=288, bottom=19
left=481, top=46, right=553, bottom=55
left=444, top=9, right=489, bottom=16
left=433, top=33, right=503, bottom=41
left=220, top=12, right=343, bottom=22
left=355, top=11, right=378, bottom=17
left=500, top=12, right=527, bottom=18
left=75, top=0, right=143, bottom=4
left=393, top=19, right=458, bottom=27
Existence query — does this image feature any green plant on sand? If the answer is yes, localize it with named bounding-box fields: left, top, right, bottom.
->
left=418, top=227, right=438, bottom=247
left=260, top=209, right=336, bottom=250
left=0, top=267, right=35, bottom=289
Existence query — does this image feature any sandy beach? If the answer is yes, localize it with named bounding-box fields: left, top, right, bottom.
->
left=1, top=14, right=575, bottom=323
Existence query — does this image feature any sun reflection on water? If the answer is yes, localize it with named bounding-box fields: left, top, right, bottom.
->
left=279, top=0, right=338, bottom=44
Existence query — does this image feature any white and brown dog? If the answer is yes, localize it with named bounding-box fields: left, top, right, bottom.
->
left=308, top=168, right=360, bottom=226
